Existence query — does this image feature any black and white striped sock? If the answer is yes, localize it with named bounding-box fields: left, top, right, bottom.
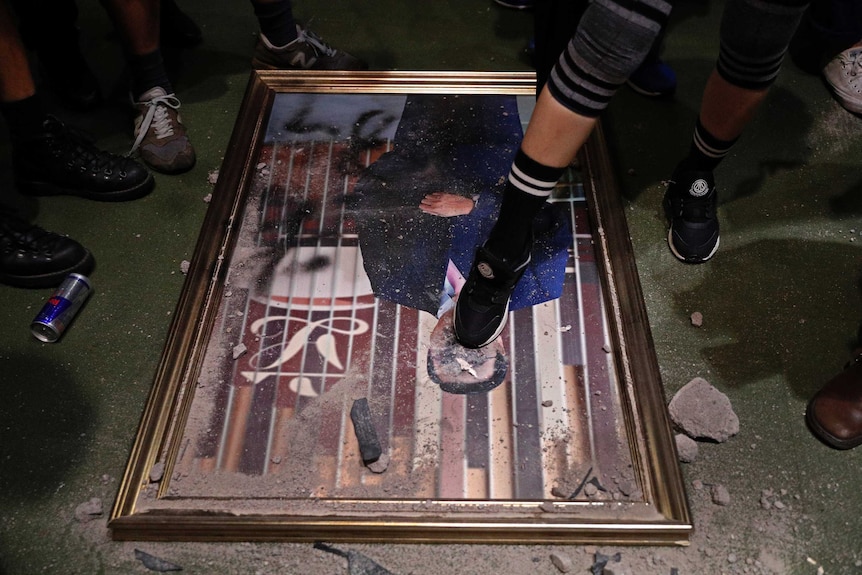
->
left=486, top=149, right=564, bottom=262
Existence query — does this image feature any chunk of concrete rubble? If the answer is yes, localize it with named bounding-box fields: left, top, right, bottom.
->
left=74, top=497, right=103, bottom=522
left=690, top=311, right=703, bottom=327
left=668, top=377, right=739, bottom=442
left=134, top=549, right=182, bottom=572
left=149, top=461, right=165, bottom=482
left=350, top=398, right=382, bottom=465
left=232, top=343, right=247, bottom=359
left=711, top=483, right=731, bottom=506
left=550, top=552, right=574, bottom=573
left=674, top=433, right=699, bottom=463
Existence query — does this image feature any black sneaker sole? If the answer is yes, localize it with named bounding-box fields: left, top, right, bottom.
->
left=453, top=297, right=511, bottom=349
left=15, top=173, right=155, bottom=202
left=666, top=228, right=720, bottom=263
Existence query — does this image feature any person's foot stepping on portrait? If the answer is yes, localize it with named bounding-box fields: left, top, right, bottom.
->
left=454, top=149, right=563, bottom=348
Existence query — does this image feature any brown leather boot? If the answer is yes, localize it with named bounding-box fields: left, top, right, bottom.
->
left=806, top=352, right=862, bottom=449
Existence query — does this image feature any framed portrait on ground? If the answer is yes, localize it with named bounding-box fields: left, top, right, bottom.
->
left=109, top=71, right=692, bottom=545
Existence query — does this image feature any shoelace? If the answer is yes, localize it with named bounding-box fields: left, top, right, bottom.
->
left=296, top=26, right=338, bottom=57
left=130, top=93, right=182, bottom=153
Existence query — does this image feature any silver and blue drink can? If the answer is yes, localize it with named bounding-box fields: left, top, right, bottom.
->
left=30, top=273, right=93, bottom=342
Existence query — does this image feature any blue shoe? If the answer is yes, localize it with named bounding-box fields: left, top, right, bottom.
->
left=493, top=0, right=534, bottom=9
left=627, top=58, right=677, bottom=98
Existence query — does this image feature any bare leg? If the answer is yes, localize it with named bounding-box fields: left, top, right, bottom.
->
left=698, top=70, right=769, bottom=142
left=100, top=0, right=161, bottom=56
left=520, top=86, right=597, bottom=169
left=0, top=1, right=36, bottom=102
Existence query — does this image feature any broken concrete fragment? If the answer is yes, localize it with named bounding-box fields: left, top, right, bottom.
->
left=366, top=452, right=389, bottom=474
left=74, top=498, right=103, bottom=522
left=551, top=486, right=568, bottom=499
left=711, top=484, right=731, bottom=506
left=149, top=461, right=165, bottom=483
left=590, top=551, right=622, bottom=575
left=179, top=260, right=191, bottom=275
left=232, top=343, right=247, bottom=360
left=134, top=549, right=182, bottom=572
left=550, top=552, right=574, bottom=573
left=675, top=433, right=699, bottom=463
left=350, top=398, right=382, bottom=464
left=668, top=377, right=739, bottom=442
left=314, top=542, right=396, bottom=575
left=540, top=501, right=557, bottom=513
left=690, top=311, right=703, bottom=327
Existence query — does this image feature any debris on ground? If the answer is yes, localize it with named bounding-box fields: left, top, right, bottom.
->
left=760, top=488, right=789, bottom=510
left=690, top=311, right=703, bottom=327
left=207, top=169, right=219, bottom=185
left=711, top=484, right=731, bottom=506
left=134, top=549, right=182, bottom=572
left=149, top=461, right=165, bottom=483
left=203, top=193, right=212, bottom=203
left=668, top=377, right=739, bottom=443
left=314, top=542, right=396, bottom=575
left=550, top=551, right=573, bottom=573
left=350, top=398, right=382, bottom=465
left=674, top=433, right=699, bottom=463
left=590, top=551, right=621, bottom=575
left=180, top=260, right=191, bottom=275
left=74, top=498, right=103, bottom=522
left=366, top=452, right=389, bottom=474
left=232, top=343, right=247, bottom=360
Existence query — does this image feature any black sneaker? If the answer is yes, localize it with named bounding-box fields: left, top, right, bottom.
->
left=454, top=245, right=530, bottom=349
left=13, top=117, right=154, bottom=201
left=0, top=209, right=94, bottom=289
left=252, top=26, right=368, bottom=71
left=663, top=170, right=720, bottom=263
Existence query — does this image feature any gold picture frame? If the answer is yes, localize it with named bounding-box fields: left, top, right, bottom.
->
left=109, top=71, right=691, bottom=545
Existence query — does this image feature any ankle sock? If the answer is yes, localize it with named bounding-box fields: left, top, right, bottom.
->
left=485, top=148, right=565, bottom=262
left=679, top=117, right=739, bottom=173
left=252, top=0, right=298, bottom=47
left=0, top=95, right=48, bottom=140
left=128, top=49, right=173, bottom=100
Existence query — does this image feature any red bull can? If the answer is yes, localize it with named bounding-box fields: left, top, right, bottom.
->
left=30, top=273, right=92, bottom=342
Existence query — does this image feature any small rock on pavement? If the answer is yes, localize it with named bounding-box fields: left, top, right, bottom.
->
left=74, top=498, right=103, bottom=522
left=711, top=484, right=731, bottom=506
left=550, top=552, right=574, bottom=573
left=668, top=377, right=739, bottom=442
left=675, top=433, right=699, bottom=463
left=149, top=461, right=165, bottom=483
left=134, top=549, right=182, bottom=572
left=690, top=311, right=703, bottom=327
